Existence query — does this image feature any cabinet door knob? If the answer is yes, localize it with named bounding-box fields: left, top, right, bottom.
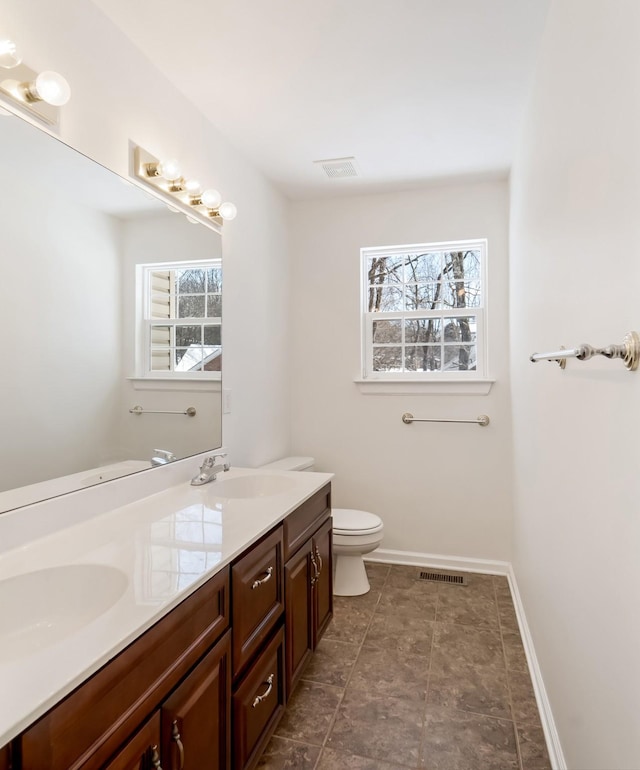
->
left=171, top=720, right=185, bottom=770
left=252, top=673, right=275, bottom=708
left=314, top=545, right=323, bottom=576
left=251, top=566, right=273, bottom=589
left=310, top=550, right=318, bottom=585
left=150, top=744, right=163, bottom=770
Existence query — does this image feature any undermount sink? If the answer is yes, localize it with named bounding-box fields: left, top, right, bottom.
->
left=0, top=564, right=128, bottom=659
left=210, top=474, right=297, bottom=499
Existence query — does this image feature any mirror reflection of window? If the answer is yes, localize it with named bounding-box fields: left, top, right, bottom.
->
left=142, top=262, right=222, bottom=377
left=136, top=504, right=223, bottom=603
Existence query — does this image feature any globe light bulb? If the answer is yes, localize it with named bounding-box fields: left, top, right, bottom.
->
left=0, top=38, right=21, bottom=69
left=34, top=71, right=71, bottom=106
left=218, top=201, right=237, bottom=221
left=201, top=188, right=222, bottom=209
left=185, top=179, right=202, bottom=197
left=157, top=158, right=182, bottom=181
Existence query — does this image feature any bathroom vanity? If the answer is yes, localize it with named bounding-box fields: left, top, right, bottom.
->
left=0, top=467, right=332, bottom=770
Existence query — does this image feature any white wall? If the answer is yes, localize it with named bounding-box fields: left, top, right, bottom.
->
left=510, top=1, right=640, bottom=767
left=289, top=180, right=513, bottom=561
left=1, top=0, right=292, bottom=471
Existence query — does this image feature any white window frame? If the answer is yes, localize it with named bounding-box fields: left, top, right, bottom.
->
left=359, top=239, right=490, bottom=391
left=136, top=259, right=222, bottom=381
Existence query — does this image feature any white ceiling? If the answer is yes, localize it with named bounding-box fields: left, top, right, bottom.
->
left=92, top=0, right=550, bottom=200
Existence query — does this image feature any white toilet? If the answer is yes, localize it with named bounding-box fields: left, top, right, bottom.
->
left=260, top=457, right=384, bottom=596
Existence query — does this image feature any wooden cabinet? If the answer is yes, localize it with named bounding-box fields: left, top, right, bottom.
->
left=0, top=744, right=11, bottom=770
left=284, top=486, right=333, bottom=694
left=231, top=627, right=285, bottom=770
left=17, top=568, right=229, bottom=770
left=160, top=633, right=231, bottom=770
left=102, top=713, right=162, bottom=770
left=231, top=527, right=284, bottom=680
left=7, top=483, right=332, bottom=770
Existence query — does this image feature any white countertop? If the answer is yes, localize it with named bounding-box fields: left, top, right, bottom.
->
left=0, top=466, right=333, bottom=747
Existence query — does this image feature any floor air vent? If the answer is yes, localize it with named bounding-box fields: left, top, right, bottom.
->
left=418, top=570, right=466, bottom=586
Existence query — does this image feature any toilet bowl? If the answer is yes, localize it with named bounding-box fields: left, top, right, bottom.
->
left=259, top=457, right=384, bottom=596
left=332, top=508, right=384, bottom=596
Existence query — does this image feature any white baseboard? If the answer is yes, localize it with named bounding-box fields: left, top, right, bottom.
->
left=365, top=547, right=510, bottom=576
left=365, top=548, right=566, bottom=770
left=506, top=565, right=567, bottom=770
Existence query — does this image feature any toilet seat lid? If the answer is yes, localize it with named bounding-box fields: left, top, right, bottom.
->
left=332, top=508, right=383, bottom=533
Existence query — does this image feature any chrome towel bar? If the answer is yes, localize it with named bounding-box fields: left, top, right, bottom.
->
left=529, top=330, right=639, bottom=370
left=402, top=413, right=490, bottom=427
left=129, top=405, right=197, bottom=417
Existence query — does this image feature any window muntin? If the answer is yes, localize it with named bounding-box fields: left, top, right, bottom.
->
left=362, top=241, right=486, bottom=378
left=141, top=262, right=222, bottom=377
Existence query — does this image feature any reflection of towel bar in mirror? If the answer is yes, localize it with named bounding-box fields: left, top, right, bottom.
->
left=129, top=405, right=197, bottom=417
left=402, top=412, right=490, bottom=427
left=529, top=330, right=639, bottom=370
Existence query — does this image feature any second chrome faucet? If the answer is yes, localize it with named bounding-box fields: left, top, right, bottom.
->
left=190, top=450, right=230, bottom=486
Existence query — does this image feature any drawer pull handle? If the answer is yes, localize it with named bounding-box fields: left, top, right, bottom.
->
left=150, top=745, right=163, bottom=770
left=315, top=546, right=323, bottom=576
left=252, top=566, right=273, bottom=589
left=310, top=550, right=318, bottom=585
left=252, top=673, right=275, bottom=708
left=171, top=720, right=185, bottom=770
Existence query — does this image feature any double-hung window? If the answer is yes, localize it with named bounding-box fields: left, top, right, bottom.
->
left=139, top=261, right=222, bottom=378
left=361, top=240, right=486, bottom=380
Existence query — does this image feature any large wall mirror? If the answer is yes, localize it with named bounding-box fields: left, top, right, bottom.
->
left=0, top=112, right=223, bottom=513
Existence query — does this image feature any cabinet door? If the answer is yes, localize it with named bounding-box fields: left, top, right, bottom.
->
left=103, top=713, right=162, bottom=770
left=0, top=744, right=11, bottom=770
left=161, top=630, right=231, bottom=770
left=284, top=542, right=313, bottom=694
left=312, top=518, right=333, bottom=646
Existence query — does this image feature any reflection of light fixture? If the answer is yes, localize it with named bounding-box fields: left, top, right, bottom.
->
left=0, top=50, right=71, bottom=125
left=0, top=38, right=21, bottom=69
left=131, top=144, right=237, bottom=231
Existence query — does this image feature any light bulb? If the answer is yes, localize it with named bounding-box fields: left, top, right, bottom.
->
left=157, top=158, right=182, bottom=181
left=0, top=38, right=21, bottom=69
left=34, top=71, right=71, bottom=106
left=218, top=201, right=237, bottom=221
left=185, top=179, right=202, bottom=197
left=201, top=188, right=222, bottom=209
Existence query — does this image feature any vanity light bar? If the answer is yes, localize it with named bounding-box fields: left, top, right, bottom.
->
left=131, top=144, right=237, bottom=231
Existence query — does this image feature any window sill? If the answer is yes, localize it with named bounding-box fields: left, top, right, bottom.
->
left=128, top=377, right=221, bottom=392
left=353, top=378, right=495, bottom=395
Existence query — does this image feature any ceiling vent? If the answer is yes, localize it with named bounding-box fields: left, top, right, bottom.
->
left=314, top=156, right=359, bottom=179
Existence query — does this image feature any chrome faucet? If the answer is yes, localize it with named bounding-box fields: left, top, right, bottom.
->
left=151, top=449, right=176, bottom=466
left=190, top=449, right=230, bottom=486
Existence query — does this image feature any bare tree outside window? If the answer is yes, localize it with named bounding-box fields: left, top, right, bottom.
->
left=362, top=242, right=485, bottom=377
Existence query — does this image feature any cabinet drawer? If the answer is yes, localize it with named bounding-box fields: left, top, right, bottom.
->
left=18, top=567, right=229, bottom=770
left=232, top=627, right=285, bottom=770
left=283, top=484, right=331, bottom=560
left=231, top=527, right=284, bottom=678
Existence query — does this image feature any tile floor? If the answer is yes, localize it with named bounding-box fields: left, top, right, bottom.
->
left=257, top=563, right=552, bottom=770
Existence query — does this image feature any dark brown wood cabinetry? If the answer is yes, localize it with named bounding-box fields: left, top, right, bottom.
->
left=2, top=483, right=332, bottom=770
left=102, top=713, right=162, bottom=770
left=284, top=491, right=333, bottom=694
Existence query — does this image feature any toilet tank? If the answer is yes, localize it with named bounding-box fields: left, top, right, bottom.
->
left=259, top=456, right=315, bottom=472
